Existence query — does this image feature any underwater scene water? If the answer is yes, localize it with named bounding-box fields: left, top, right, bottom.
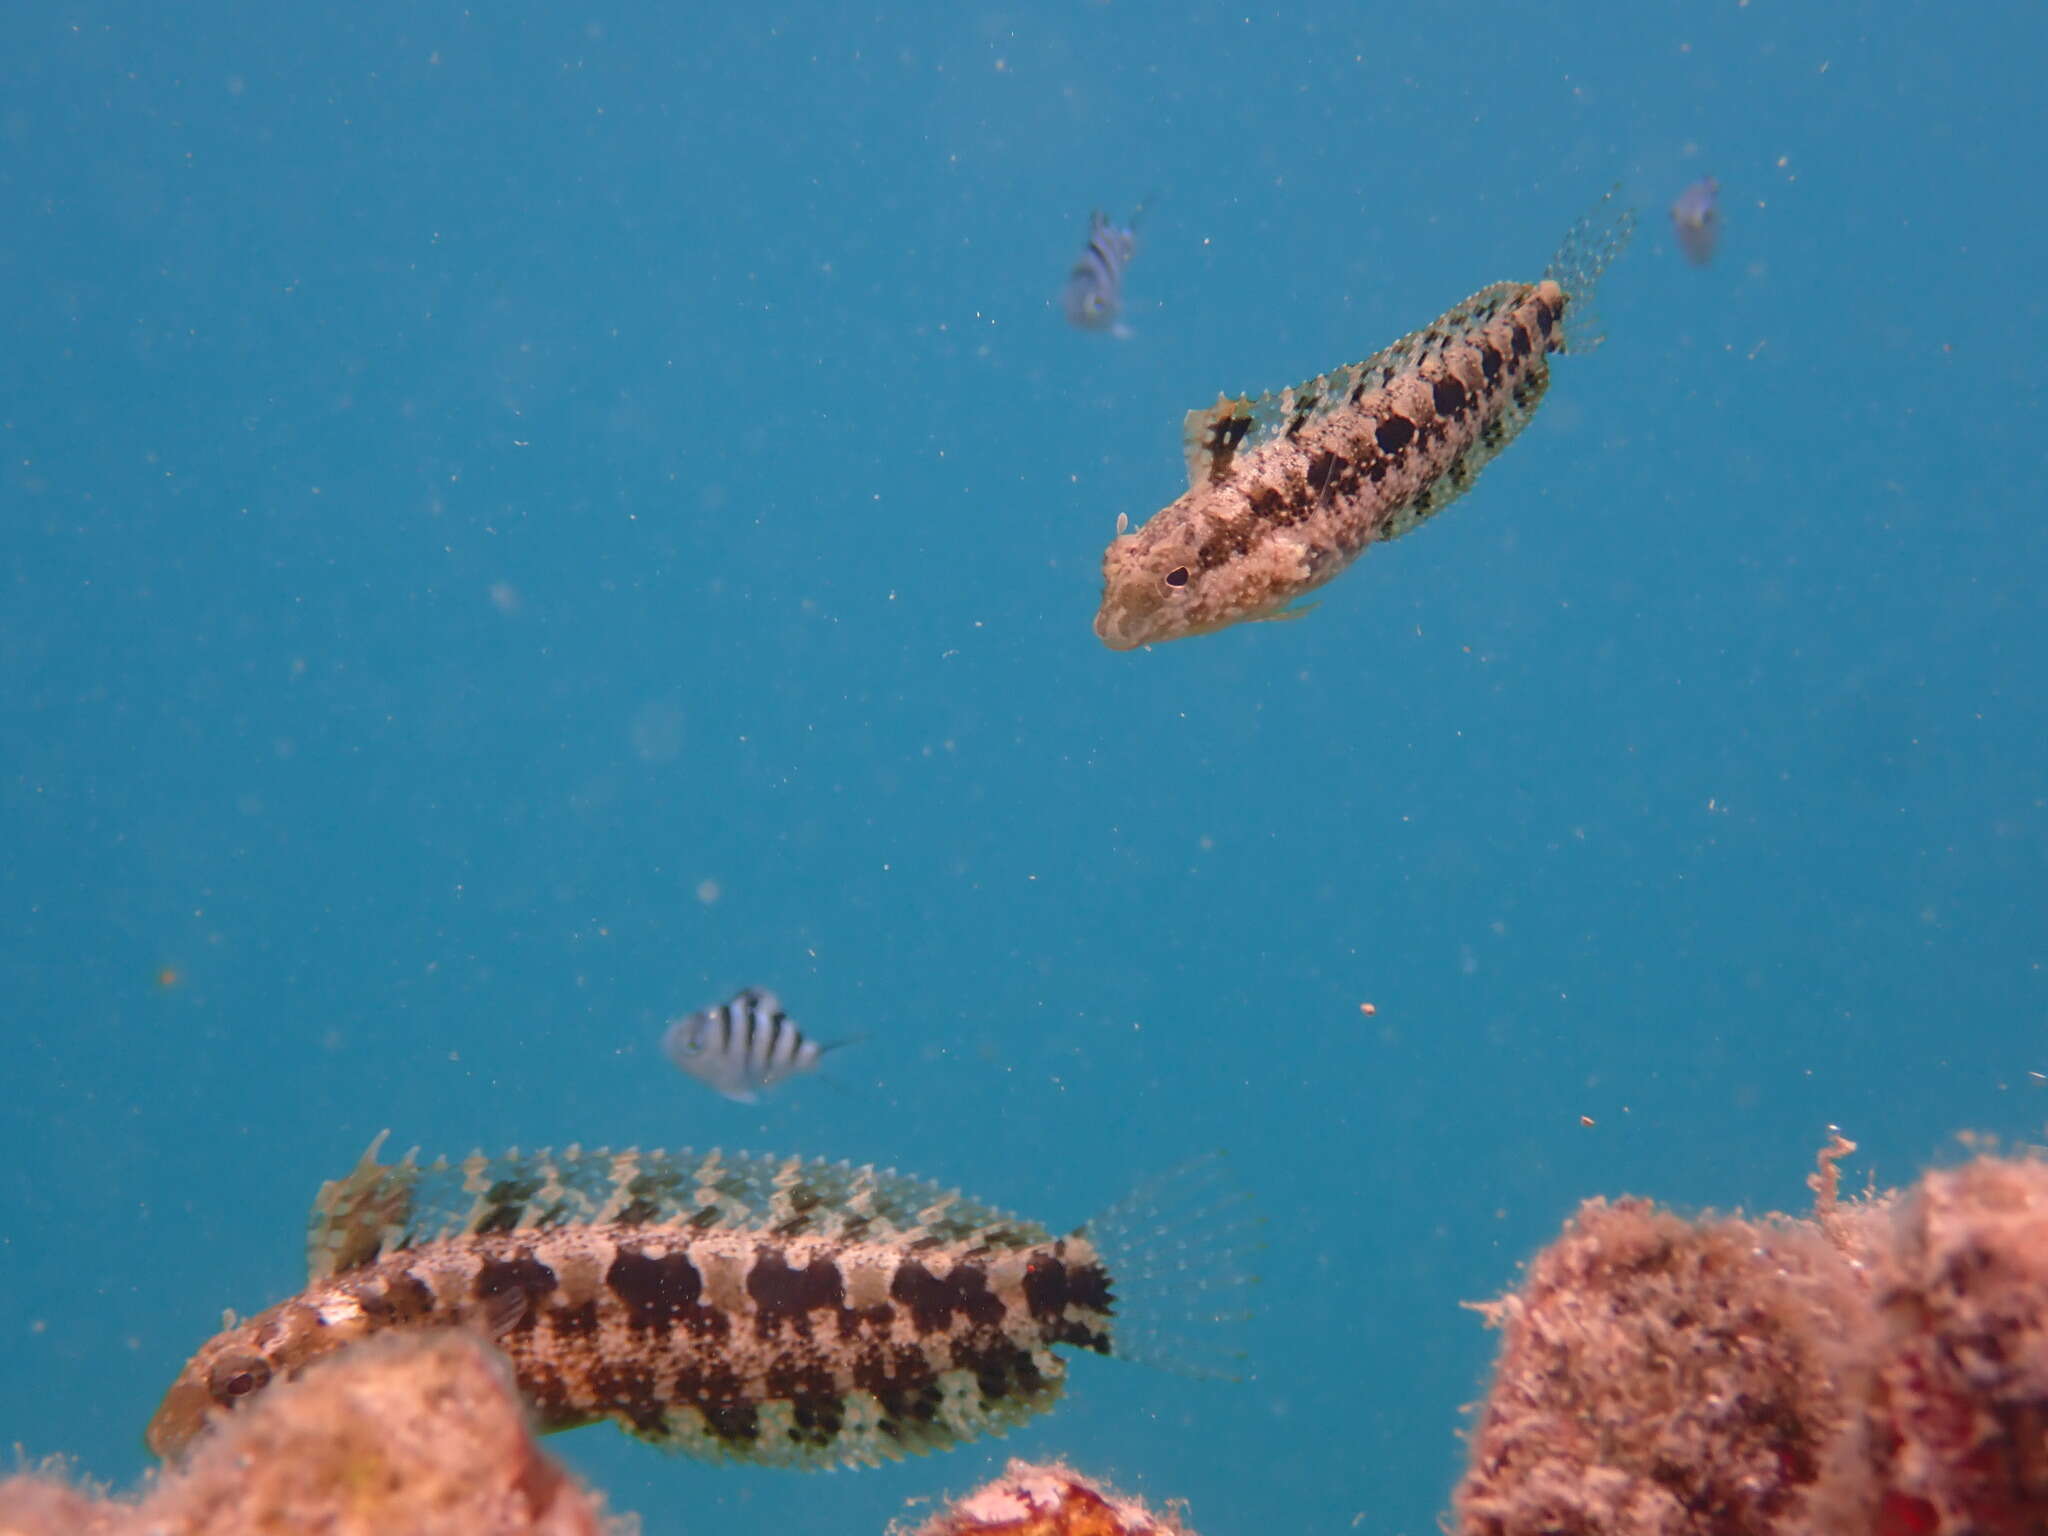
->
left=4, top=1, right=2045, bottom=1531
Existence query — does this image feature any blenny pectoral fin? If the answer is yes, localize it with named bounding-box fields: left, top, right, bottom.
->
left=478, top=1283, right=531, bottom=1338
left=1257, top=600, right=1322, bottom=626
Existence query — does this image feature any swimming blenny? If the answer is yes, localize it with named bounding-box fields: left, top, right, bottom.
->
left=148, top=1135, right=1251, bottom=1469
left=1095, top=194, right=1636, bottom=649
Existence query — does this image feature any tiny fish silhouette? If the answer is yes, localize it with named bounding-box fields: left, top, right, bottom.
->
left=1670, top=176, right=1720, bottom=266
left=663, top=986, right=830, bottom=1103
left=1063, top=208, right=1140, bottom=339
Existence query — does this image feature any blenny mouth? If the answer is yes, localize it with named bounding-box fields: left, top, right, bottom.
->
left=145, top=1374, right=218, bottom=1460
left=1092, top=604, right=1147, bottom=652
left=1094, top=532, right=1174, bottom=651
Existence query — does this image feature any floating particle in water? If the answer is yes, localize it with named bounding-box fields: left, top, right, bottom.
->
left=629, top=696, right=685, bottom=763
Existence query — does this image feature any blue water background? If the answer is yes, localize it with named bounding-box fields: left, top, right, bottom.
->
left=5, top=3, right=2045, bottom=1532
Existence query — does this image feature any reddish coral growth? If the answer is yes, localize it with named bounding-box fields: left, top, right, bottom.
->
left=1455, top=1197, right=1870, bottom=1535
left=1454, top=1150, right=2048, bottom=1535
left=0, top=1332, right=630, bottom=1536
left=1867, top=1157, right=2048, bottom=1534
left=0, top=1466, right=127, bottom=1536
left=906, top=1459, right=1189, bottom=1536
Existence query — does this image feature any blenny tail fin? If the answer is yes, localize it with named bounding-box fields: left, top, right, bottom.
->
left=1083, top=1152, right=1260, bottom=1381
left=1545, top=186, right=1637, bottom=354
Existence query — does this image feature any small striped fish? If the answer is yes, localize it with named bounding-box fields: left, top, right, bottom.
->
left=146, top=1137, right=1253, bottom=1469
left=1062, top=208, right=1140, bottom=339
left=1670, top=175, right=1721, bottom=266
left=664, top=987, right=828, bottom=1104
left=1094, top=193, right=1635, bottom=650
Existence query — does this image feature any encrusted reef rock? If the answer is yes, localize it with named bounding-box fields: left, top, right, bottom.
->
left=0, top=1468, right=127, bottom=1536
left=1454, top=1145, right=2048, bottom=1536
left=905, top=1459, right=1190, bottom=1536
left=0, top=1330, right=630, bottom=1536
left=1456, top=1196, right=1872, bottom=1536
left=1866, top=1156, right=2048, bottom=1534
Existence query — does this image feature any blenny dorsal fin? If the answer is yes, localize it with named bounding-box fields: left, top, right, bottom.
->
left=308, top=1130, right=423, bottom=1281
left=1180, top=282, right=1529, bottom=489
left=306, top=1139, right=1051, bottom=1275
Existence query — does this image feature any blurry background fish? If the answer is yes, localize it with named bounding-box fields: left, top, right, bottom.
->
left=661, top=986, right=840, bottom=1104
left=1670, top=175, right=1720, bottom=265
left=1062, top=206, right=1141, bottom=338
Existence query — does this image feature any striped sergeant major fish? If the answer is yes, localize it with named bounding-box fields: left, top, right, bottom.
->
left=1670, top=175, right=1721, bottom=266
left=1062, top=206, right=1142, bottom=339
left=664, top=987, right=832, bottom=1104
left=147, top=1136, right=1254, bottom=1470
left=1093, top=192, right=1636, bottom=650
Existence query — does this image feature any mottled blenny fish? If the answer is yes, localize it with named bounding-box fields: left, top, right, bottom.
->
left=1094, top=195, right=1636, bottom=650
left=148, top=1136, right=1248, bottom=1469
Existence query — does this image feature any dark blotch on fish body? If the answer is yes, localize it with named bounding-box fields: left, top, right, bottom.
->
left=748, top=1250, right=845, bottom=1336
left=606, top=1246, right=712, bottom=1334
left=890, top=1257, right=1006, bottom=1333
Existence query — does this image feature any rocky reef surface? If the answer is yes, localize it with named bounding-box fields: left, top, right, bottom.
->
left=0, top=1330, right=630, bottom=1536
left=1456, top=1140, right=2048, bottom=1535
left=15, top=1138, right=2048, bottom=1535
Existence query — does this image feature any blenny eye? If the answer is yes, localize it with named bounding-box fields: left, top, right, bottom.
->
left=1164, top=567, right=1189, bottom=590
left=208, top=1352, right=271, bottom=1405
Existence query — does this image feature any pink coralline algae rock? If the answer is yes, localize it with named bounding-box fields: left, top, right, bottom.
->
left=1455, top=1196, right=1871, bottom=1536
left=1865, top=1156, right=2048, bottom=1535
left=1454, top=1145, right=2048, bottom=1536
left=0, top=1468, right=128, bottom=1536
left=0, top=1331, right=631, bottom=1536
left=905, top=1459, right=1190, bottom=1536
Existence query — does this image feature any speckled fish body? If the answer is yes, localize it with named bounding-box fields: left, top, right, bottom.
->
left=147, top=1137, right=1236, bottom=1471
left=1094, top=196, right=1635, bottom=650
